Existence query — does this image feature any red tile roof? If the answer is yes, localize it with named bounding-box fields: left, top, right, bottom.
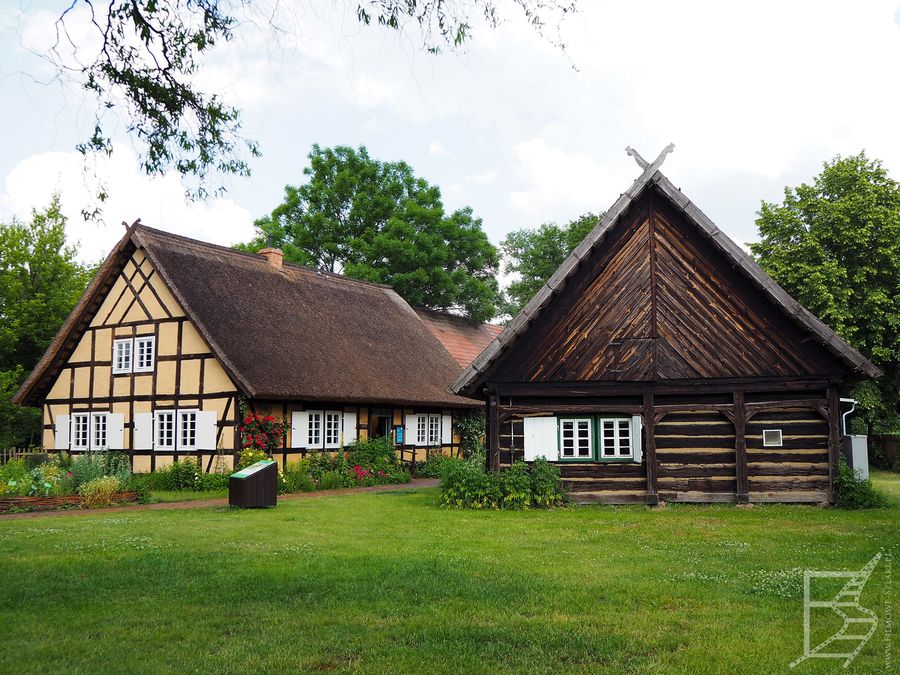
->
left=414, top=307, right=502, bottom=369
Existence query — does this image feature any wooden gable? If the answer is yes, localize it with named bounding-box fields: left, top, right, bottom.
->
left=490, top=186, right=843, bottom=383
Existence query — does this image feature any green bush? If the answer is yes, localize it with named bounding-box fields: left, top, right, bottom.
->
left=133, top=460, right=229, bottom=492
left=416, top=452, right=453, bottom=478
left=500, top=461, right=532, bottom=509
left=318, top=469, right=346, bottom=490
left=77, top=476, right=121, bottom=508
left=834, top=458, right=888, bottom=509
left=196, top=472, right=229, bottom=491
left=346, top=436, right=397, bottom=467
left=439, top=458, right=567, bottom=510
left=236, top=447, right=268, bottom=470
left=530, top=458, right=567, bottom=508
left=0, top=459, right=32, bottom=497
left=69, top=452, right=131, bottom=490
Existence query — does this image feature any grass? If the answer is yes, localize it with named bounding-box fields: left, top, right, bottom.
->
left=148, top=489, right=227, bottom=503
left=1, top=476, right=898, bottom=673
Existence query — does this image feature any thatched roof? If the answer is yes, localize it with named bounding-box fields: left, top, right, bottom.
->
left=452, top=163, right=880, bottom=396
left=16, top=225, right=486, bottom=408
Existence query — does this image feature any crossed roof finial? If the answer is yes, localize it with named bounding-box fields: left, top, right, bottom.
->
left=625, top=143, right=675, bottom=172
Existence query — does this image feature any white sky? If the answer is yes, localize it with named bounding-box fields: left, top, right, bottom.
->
left=1, top=1, right=899, bottom=265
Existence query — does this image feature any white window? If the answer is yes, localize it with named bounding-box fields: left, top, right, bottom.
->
left=763, top=429, right=783, bottom=447
left=428, top=414, right=440, bottom=446
left=324, top=411, right=342, bottom=448
left=91, top=413, right=108, bottom=450
left=179, top=410, right=198, bottom=450
left=599, top=418, right=632, bottom=459
left=417, top=415, right=428, bottom=445
left=134, top=335, right=155, bottom=372
left=560, top=419, right=593, bottom=459
left=113, top=338, right=132, bottom=373
left=308, top=411, right=322, bottom=447
left=155, top=411, right=176, bottom=450
left=72, top=413, right=90, bottom=450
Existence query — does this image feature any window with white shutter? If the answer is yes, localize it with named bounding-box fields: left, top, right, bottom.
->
left=178, top=410, right=198, bottom=450
left=416, top=415, right=427, bottom=445
left=155, top=411, right=176, bottom=451
left=91, top=413, right=109, bottom=450
left=72, top=413, right=90, bottom=450
left=307, top=411, right=322, bottom=447
left=599, top=418, right=633, bottom=459
left=559, top=418, right=592, bottom=460
left=428, top=414, right=440, bottom=446
left=324, top=411, right=342, bottom=448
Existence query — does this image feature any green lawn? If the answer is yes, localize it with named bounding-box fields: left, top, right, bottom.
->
left=1, top=477, right=898, bottom=673
left=148, top=489, right=228, bottom=503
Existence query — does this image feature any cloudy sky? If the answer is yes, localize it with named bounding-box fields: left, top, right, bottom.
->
left=1, top=1, right=899, bottom=265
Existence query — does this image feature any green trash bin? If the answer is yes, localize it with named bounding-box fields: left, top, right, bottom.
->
left=229, top=460, right=277, bottom=508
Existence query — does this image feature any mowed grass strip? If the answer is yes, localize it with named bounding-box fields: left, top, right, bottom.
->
left=1, top=474, right=897, bottom=673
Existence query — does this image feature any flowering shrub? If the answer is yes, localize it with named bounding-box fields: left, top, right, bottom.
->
left=236, top=447, right=269, bottom=470
left=77, top=476, right=121, bottom=508
left=239, top=412, right=287, bottom=456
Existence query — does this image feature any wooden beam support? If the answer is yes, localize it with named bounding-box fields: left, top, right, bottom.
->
left=643, top=392, right=658, bottom=505
left=827, top=386, right=841, bottom=502
left=733, top=390, right=749, bottom=503
left=488, top=393, right=501, bottom=471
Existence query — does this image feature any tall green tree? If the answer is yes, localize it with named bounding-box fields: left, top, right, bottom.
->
left=751, top=152, right=900, bottom=433
left=242, top=145, right=501, bottom=321
left=500, top=212, right=598, bottom=317
left=0, top=197, right=94, bottom=447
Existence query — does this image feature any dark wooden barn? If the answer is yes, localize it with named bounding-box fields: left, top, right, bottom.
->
left=452, top=148, right=880, bottom=504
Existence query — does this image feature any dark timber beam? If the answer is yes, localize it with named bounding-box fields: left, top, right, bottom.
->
left=643, top=392, right=659, bottom=505
left=488, top=393, right=501, bottom=471
left=827, top=386, right=841, bottom=502
left=733, top=390, right=749, bottom=503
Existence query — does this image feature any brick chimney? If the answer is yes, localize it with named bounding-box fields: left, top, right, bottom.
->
left=259, top=247, right=283, bottom=270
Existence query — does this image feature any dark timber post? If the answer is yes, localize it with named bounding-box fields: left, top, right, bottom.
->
left=827, top=386, right=841, bottom=502
left=487, top=392, right=500, bottom=471
left=733, top=390, right=749, bottom=503
left=643, top=392, right=658, bottom=505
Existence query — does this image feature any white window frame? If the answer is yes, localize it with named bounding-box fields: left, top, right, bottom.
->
left=307, top=411, right=322, bottom=447
left=154, top=410, right=176, bottom=451
left=324, top=411, right=342, bottom=449
left=91, top=412, right=109, bottom=450
left=133, top=335, right=156, bottom=373
left=71, top=412, right=91, bottom=450
left=559, top=418, right=593, bottom=460
left=416, top=415, right=428, bottom=445
left=598, top=417, right=633, bottom=460
left=427, top=414, right=441, bottom=446
left=763, top=429, right=783, bottom=447
left=112, top=338, right=133, bottom=374
left=178, top=409, right=199, bottom=450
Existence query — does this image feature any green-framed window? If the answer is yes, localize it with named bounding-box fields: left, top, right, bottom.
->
left=597, top=417, right=633, bottom=461
left=558, top=417, right=594, bottom=461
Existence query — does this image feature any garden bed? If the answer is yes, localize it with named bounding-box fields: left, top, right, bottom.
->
left=0, top=492, right=139, bottom=513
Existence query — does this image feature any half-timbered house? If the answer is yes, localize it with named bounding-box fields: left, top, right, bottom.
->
left=452, top=148, right=880, bottom=504
left=14, top=224, right=499, bottom=472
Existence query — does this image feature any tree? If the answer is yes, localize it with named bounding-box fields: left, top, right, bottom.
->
left=44, top=1, right=577, bottom=206
left=751, top=152, right=900, bottom=433
left=500, top=212, right=598, bottom=317
left=0, top=197, right=94, bottom=447
left=242, top=144, right=501, bottom=321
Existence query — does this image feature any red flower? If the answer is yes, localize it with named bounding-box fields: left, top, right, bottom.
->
left=264, top=415, right=274, bottom=422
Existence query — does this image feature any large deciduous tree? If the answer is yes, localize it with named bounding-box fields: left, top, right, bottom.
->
left=0, top=198, right=94, bottom=447
left=241, top=144, right=501, bottom=321
left=500, top=212, right=598, bottom=317
left=751, top=152, right=900, bottom=434
left=44, top=1, right=576, bottom=206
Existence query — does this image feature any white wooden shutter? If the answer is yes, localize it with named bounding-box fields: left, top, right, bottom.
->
left=405, top=413, right=419, bottom=446
left=133, top=413, right=153, bottom=450
left=196, top=411, right=217, bottom=450
left=291, top=411, right=308, bottom=448
left=107, top=413, right=125, bottom=450
left=342, top=411, right=358, bottom=446
left=441, top=413, right=452, bottom=445
left=631, top=414, right=644, bottom=464
left=54, top=415, right=70, bottom=450
left=523, top=417, right=558, bottom=461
